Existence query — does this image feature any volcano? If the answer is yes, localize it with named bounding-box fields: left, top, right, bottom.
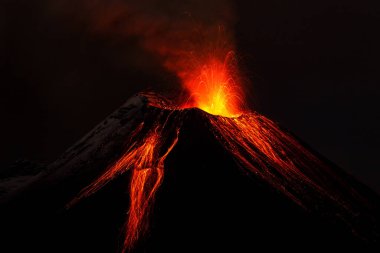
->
left=0, top=93, right=379, bottom=252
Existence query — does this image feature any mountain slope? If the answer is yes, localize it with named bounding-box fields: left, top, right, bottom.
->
left=0, top=94, right=379, bottom=252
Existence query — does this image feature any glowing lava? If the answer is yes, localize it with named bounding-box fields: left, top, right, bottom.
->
left=68, top=121, right=179, bottom=252
left=208, top=114, right=350, bottom=209
left=124, top=158, right=164, bottom=250
left=180, top=52, right=244, bottom=117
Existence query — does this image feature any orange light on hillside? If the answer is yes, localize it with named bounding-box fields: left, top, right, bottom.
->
left=67, top=124, right=179, bottom=252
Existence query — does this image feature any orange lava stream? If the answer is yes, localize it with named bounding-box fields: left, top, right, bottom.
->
left=68, top=121, right=179, bottom=252
left=208, top=113, right=351, bottom=209
left=124, top=165, right=164, bottom=251
left=124, top=128, right=178, bottom=252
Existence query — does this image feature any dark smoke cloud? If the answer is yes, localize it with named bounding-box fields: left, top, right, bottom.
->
left=66, top=0, right=236, bottom=45
left=53, top=0, right=239, bottom=90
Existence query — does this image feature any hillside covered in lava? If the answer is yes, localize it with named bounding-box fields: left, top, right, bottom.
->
left=1, top=94, right=379, bottom=252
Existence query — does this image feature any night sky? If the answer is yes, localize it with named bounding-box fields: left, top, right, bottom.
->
left=1, top=0, right=379, bottom=193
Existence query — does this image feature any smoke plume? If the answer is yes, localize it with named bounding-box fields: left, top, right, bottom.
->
left=53, top=0, right=244, bottom=108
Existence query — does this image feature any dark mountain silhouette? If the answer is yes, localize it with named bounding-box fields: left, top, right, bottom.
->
left=0, top=94, right=379, bottom=252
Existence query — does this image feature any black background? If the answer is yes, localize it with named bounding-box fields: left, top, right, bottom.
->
left=1, top=0, right=379, bottom=193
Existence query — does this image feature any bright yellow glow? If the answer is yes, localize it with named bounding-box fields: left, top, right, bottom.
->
left=180, top=52, right=244, bottom=117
